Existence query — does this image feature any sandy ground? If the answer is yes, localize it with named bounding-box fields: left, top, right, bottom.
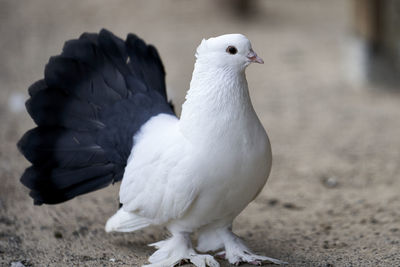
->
left=1, top=0, right=399, bottom=266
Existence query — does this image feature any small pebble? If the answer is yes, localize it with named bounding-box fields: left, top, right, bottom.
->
left=369, top=217, right=379, bottom=224
left=322, top=176, right=338, bottom=188
left=268, top=199, right=279, bottom=206
left=109, top=258, right=116, bottom=262
left=283, top=203, right=302, bottom=210
left=54, top=231, right=63, bottom=239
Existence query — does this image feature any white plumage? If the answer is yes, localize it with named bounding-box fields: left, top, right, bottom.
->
left=106, top=34, right=286, bottom=266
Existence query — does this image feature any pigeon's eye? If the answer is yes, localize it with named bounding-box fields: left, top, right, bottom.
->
left=226, top=46, right=237, bottom=55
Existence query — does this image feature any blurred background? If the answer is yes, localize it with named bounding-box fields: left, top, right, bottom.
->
left=0, top=0, right=399, bottom=266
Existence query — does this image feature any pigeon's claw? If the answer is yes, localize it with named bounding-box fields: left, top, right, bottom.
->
left=244, top=254, right=288, bottom=265
left=223, top=250, right=287, bottom=266
left=145, top=251, right=219, bottom=267
left=145, top=232, right=220, bottom=267
left=189, top=254, right=220, bottom=267
left=217, top=229, right=288, bottom=266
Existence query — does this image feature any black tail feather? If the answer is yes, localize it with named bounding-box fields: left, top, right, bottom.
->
left=18, top=127, right=107, bottom=169
left=45, top=56, right=124, bottom=107
left=98, top=29, right=131, bottom=77
left=28, top=79, right=47, bottom=97
left=20, top=164, right=115, bottom=191
left=26, top=88, right=105, bottom=131
left=18, top=29, right=175, bottom=205
left=29, top=173, right=114, bottom=205
left=126, top=33, right=167, bottom=98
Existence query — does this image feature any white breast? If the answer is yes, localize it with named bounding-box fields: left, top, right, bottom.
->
left=174, top=108, right=272, bottom=230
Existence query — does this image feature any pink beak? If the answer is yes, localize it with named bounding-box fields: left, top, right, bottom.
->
left=247, top=49, right=264, bottom=64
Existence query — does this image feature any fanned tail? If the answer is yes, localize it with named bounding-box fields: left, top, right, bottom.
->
left=17, top=29, right=175, bottom=205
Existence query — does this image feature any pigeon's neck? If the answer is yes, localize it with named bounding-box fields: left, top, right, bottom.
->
left=179, top=62, right=254, bottom=142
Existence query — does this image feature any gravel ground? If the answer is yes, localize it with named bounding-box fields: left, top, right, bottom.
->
left=0, top=1, right=399, bottom=266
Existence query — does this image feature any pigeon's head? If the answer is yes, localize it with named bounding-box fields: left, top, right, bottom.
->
left=195, top=34, right=263, bottom=70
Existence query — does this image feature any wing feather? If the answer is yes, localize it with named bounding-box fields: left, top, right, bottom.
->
left=119, top=115, right=197, bottom=224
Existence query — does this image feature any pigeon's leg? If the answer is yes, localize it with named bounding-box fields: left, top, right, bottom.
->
left=144, top=230, right=220, bottom=267
left=196, top=225, right=225, bottom=253
left=216, top=227, right=288, bottom=266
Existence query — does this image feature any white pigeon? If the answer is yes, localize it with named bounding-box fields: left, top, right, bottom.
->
left=106, top=34, right=286, bottom=266
left=18, top=29, right=286, bottom=267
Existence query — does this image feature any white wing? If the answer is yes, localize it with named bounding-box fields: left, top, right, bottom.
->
left=119, top=114, right=197, bottom=224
